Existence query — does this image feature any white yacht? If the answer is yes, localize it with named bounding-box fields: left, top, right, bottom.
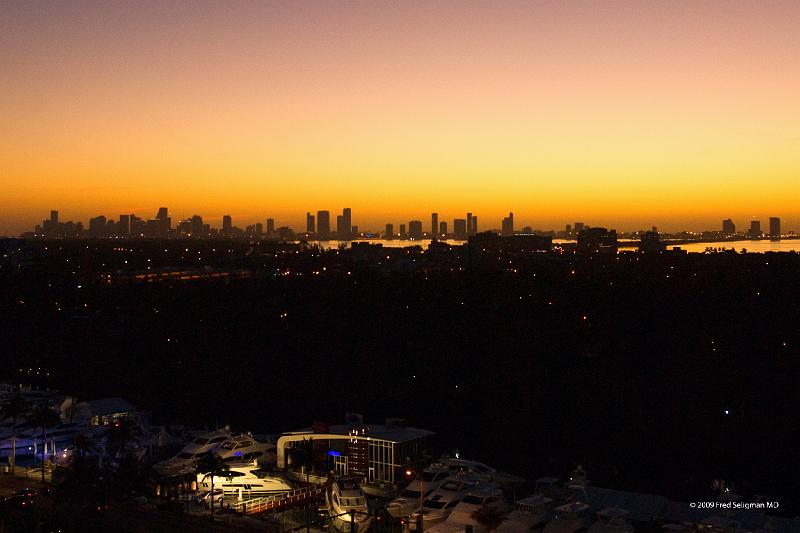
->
left=427, top=485, right=511, bottom=533
left=196, top=461, right=292, bottom=500
left=326, top=478, right=373, bottom=533
left=440, top=456, right=526, bottom=490
left=386, top=463, right=452, bottom=518
left=587, top=508, right=634, bottom=533
left=214, top=434, right=272, bottom=464
left=496, top=495, right=556, bottom=533
left=154, top=428, right=231, bottom=476
left=542, top=501, right=593, bottom=533
left=408, top=475, right=483, bottom=530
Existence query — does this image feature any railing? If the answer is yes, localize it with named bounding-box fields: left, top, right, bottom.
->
left=232, top=485, right=325, bottom=515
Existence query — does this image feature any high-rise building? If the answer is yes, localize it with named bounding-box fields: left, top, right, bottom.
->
left=749, top=220, right=762, bottom=238
left=439, top=221, right=447, bottom=236
left=454, top=219, right=467, bottom=240
left=408, top=220, right=423, bottom=240
left=722, top=219, right=735, bottom=235
left=119, top=214, right=131, bottom=235
left=306, top=212, right=315, bottom=234
left=769, top=217, right=781, bottom=239
left=336, top=215, right=344, bottom=237
left=431, top=212, right=438, bottom=238
left=339, top=208, right=352, bottom=240
left=471, top=216, right=478, bottom=235
left=385, top=223, right=394, bottom=239
left=267, top=218, right=275, bottom=235
left=317, top=211, right=330, bottom=238
left=191, top=215, right=204, bottom=236
left=574, top=222, right=585, bottom=233
left=501, top=212, right=514, bottom=237
left=222, top=215, right=232, bottom=235
left=50, top=210, right=59, bottom=225
left=566, top=224, right=572, bottom=236
left=255, top=222, right=263, bottom=236
left=466, top=213, right=473, bottom=237
left=156, top=207, right=171, bottom=231
left=399, top=224, right=407, bottom=239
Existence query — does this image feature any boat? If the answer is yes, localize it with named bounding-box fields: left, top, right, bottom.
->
left=426, top=485, right=511, bottom=533
left=496, top=495, right=556, bottom=533
left=439, top=456, right=526, bottom=490
left=408, top=475, right=483, bottom=530
left=214, top=434, right=273, bottom=464
left=326, top=478, right=373, bottom=533
left=196, top=461, right=293, bottom=500
left=542, top=501, right=593, bottom=533
left=154, top=428, right=231, bottom=476
left=0, top=421, right=96, bottom=460
left=386, top=463, right=452, bottom=517
left=587, top=508, right=634, bottom=533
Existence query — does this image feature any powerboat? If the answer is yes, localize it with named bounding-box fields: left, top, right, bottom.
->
left=408, top=475, right=483, bottom=530
left=386, top=463, right=452, bottom=517
left=154, top=428, right=231, bottom=476
left=440, top=456, right=526, bottom=490
left=214, top=434, right=272, bottom=464
left=497, top=495, right=556, bottom=533
left=326, top=478, right=373, bottom=533
left=542, top=501, right=593, bottom=533
left=427, top=485, right=511, bottom=533
left=196, top=461, right=293, bottom=501
left=587, top=508, right=634, bottom=533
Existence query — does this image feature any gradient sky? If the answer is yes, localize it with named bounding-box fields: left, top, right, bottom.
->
left=2, top=0, right=799, bottom=235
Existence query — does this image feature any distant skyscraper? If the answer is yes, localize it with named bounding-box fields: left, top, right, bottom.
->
left=267, top=218, right=275, bottom=235
left=222, top=215, right=232, bottom=235
left=339, top=208, right=352, bottom=240
left=385, top=223, right=394, bottom=239
left=722, top=219, right=735, bottom=235
left=317, top=211, right=330, bottom=238
left=769, top=217, right=780, bottom=239
left=439, top=221, right=447, bottom=236
left=50, top=210, right=58, bottom=225
left=191, top=215, right=203, bottom=236
left=399, top=224, right=407, bottom=239
left=748, top=220, right=761, bottom=238
left=566, top=224, right=572, bottom=236
left=408, top=220, right=423, bottom=240
left=471, top=216, right=478, bottom=235
left=431, top=212, right=438, bottom=238
left=501, top=212, right=514, bottom=237
left=336, top=215, right=344, bottom=237
left=574, top=222, right=585, bottom=232
left=454, top=219, right=467, bottom=240
left=306, top=212, right=315, bottom=234
left=156, top=207, right=171, bottom=230
left=466, top=213, right=473, bottom=237
left=119, top=214, right=131, bottom=235
left=255, top=222, right=263, bottom=236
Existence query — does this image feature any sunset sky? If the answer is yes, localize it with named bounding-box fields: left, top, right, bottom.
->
left=2, top=0, right=799, bottom=235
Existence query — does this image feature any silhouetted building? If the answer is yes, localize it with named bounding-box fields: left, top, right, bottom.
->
left=385, top=223, right=394, bottom=240
left=439, top=221, right=447, bottom=236
left=306, top=212, right=315, bottom=234
left=769, top=217, right=780, bottom=239
left=454, top=219, right=467, bottom=240
left=574, top=222, right=585, bottom=233
left=431, top=212, right=438, bottom=238
left=399, top=224, right=407, bottom=239
left=267, top=218, right=275, bottom=235
left=118, top=214, right=131, bottom=235
left=472, top=216, right=478, bottom=235
left=466, top=213, right=473, bottom=237
left=501, top=212, right=514, bottom=237
left=408, top=220, right=423, bottom=240
left=639, top=231, right=664, bottom=253
left=316, top=211, right=330, bottom=238
left=722, top=219, right=735, bottom=235
left=222, top=215, right=232, bottom=236
left=338, top=208, right=352, bottom=240
left=577, top=227, right=618, bottom=254
left=748, top=220, right=761, bottom=238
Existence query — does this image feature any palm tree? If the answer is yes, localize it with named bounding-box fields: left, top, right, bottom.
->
left=195, top=451, right=229, bottom=520
left=0, top=393, right=30, bottom=474
left=28, top=404, right=61, bottom=483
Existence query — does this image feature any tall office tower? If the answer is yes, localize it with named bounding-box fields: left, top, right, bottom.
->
left=749, top=220, right=761, bottom=238
left=454, top=219, right=467, bottom=240
left=341, top=208, right=353, bottom=240
left=119, top=214, right=131, bottom=235
left=431, top=212, right=439, bottom=238
left=472, top=216, right=478, bottom=235
left=306, top=212, right=315, bottom=234
left=267, top=218, right=275, bottom=235
left=501, top=212, right=514, bottom=237
left=50, top=210, right=59, bottom=225
left=466, top=213, right=473, bottom=236
left=316, top=211, right=330, bottom=238
left=399, top=224, right=407, bottom=239
left=385, top=223, right=394, bottom=239
left=255, top=222, right=263, bottom=236
left=191, top=215, right=204, bottom=236
left=156, top=207, right=171, bottom=230
left=336, top=215, right=344, bottom=237
left=439, top=221, right=447, bottom=236
left=566, top=224, right=572, bottom=236
left=222, top=215, right=232, bottom=235
left=769, top=217, right=781, bottom=238
left=408, top=220, right=423, bottom=240
left=722, top=219, right=735, bottom=235
left=574, top=222, right=585, bottom=232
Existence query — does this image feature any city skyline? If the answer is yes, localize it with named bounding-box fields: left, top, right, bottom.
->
left=3, top=1, right=800, bottom=235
